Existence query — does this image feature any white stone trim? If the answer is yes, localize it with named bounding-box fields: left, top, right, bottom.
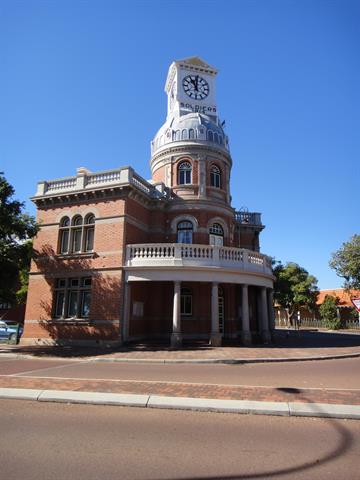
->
left=207, top=217, right=229, bottom=237
left=170, top=215, right=199, bottom=233
left=125, top=267, right=273, bottom=288
left=55, top=208, right=100, bottom=224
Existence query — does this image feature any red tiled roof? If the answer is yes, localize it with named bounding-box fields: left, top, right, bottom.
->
left=317, top=289, right=360, bottom=307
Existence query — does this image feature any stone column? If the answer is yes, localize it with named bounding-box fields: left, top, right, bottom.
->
left=198, top=155, right=206, bottom=198
left=122, top=282, right=131, bottom=343
left=259, top=287, right=271, bottom=343
left=267, top=288, right=276, bottom=335
left=171, top=281, right=182, bottom=348
left=210, top=282, right=222, bottom=346
left=241, top=284, right=252, bottom=346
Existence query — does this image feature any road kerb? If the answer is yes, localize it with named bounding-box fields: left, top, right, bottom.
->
left=38, top=390, right=150, bottom=407
left=0, top=387, right=43, bottom=400
left=147, top=395, right=290, bottom=416
left=289, top=402, right=360, bottom=419
left=0, top=387, right=360, bottom=420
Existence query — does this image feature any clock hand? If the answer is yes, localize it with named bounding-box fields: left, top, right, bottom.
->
left=194, top=76, right=198, bottom=91
left=190, top=77, right=197, bottom=90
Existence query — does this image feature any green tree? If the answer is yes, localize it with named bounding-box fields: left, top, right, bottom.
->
left=319, top=295, right=341, bottom=330
left=0, top=173, right=38, bottom=305
left=329, top=235, right=360, bottom=289
left=273, top=262, right=319, bottom=325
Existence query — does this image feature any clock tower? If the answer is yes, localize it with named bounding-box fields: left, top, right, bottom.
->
left=150, top=56, right=231, bottom=208
left=165, top=57, right=218, bottom=120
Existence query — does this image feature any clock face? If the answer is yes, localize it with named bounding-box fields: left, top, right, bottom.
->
left=182, top=75, right=209, bottom=100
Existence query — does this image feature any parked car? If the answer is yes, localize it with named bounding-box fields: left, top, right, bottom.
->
left=0, top=320, right=23, bottom=343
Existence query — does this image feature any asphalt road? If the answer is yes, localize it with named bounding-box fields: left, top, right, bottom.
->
left=1, top=399, right=359, bottom=480
left=1, top=356, right=360, bottom=390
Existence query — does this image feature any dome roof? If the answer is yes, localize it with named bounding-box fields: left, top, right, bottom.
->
left=151, top=113, right=229, bottom=155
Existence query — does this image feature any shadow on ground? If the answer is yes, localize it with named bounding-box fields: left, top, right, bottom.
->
left=0, top=329, right=359, bottom=359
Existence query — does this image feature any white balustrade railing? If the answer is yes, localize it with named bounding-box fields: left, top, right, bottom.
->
left=35, top=167, right=167, bottom=198
left=131, top=174, right=152, bottom=195
left=126, top=243, right=272, bottom=274
left=87, top=170, right=124, bottom=185
left=46, top=178, right=77, bottom=192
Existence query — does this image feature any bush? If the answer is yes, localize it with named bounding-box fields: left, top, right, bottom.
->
left=319, top=295, right=341, bottom=330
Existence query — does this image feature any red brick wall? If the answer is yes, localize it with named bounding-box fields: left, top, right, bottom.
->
left=24, top=196, right=127, bottom=344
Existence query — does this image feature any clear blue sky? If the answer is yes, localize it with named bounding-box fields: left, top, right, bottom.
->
left=1, top=0, right=359, bottom=289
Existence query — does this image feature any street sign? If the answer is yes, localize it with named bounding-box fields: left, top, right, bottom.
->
left=351, top=298, right=360, bottom=312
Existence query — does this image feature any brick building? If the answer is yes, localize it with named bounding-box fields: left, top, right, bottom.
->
left=23, top=57, right=275, bottom=347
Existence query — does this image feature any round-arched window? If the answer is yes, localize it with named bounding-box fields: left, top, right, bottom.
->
left=209, top=223, right=224, bottom=236
left=85, top=214, right=95, bottom=225
left=72, top=216, right=83, bottom=226
left=60, top=216, right=70, bottom=227
left=210, top=165, right=221, bottom=188
left=59, top=217, right=70, bottom=253
left=178, top=161, right=192, bottom=185
left=177, top=221, right=193, bottom=244
left=209, top=223, right=224, bottom=246
left=58, top=214, right=95, bottom=254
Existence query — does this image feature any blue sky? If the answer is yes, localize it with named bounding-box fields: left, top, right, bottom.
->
left=1, top=0, right=359, bottom=289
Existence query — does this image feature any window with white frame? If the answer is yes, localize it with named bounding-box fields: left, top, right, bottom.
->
left=180, top=288, right=192, bottom=316
left=58, top=214, right=95, bottom=254
left=177, top=221, right=193, bottom=244
left=210, top=165, right=221, bottom=188
left=178, top=161, right=192, bottom=185
left=209, top=223, right=224, bottom=246
left=54, top=277, right=92, bottom=319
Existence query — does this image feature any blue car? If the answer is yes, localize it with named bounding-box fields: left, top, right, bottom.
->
left=0, top=320, right=23, bottom=343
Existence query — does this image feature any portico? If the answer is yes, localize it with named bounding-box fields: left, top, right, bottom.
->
left=122, top=243, right=274, bottom=347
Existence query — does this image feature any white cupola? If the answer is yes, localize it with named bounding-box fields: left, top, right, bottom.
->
left=151, top=57, right=229, bottom=156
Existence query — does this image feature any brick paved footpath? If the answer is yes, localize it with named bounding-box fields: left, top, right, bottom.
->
left=1, top=329, right=360, bottom=407
left=1, top=375, right=360, bottom=406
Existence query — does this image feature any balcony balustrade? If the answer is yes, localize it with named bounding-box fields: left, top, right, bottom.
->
left=235, top=211, right=262, bottom=226
left=34, top=167, right=168, bottom=199
left=126, top=243, right=272, bottom=275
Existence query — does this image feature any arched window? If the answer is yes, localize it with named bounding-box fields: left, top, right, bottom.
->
left=178, top=161, right=192, bottom=185
left=207, top=130, right=213, bottom=142
left=84, top=214, right=95, bottom=252
left=210, top=165, right=221, bottom=188
left=175, top=130, right=181, bottom=141
left=181, top=129, right=187, bottom=140
left=58, top=214, right=95, bottom=255
left=71, top=216, right=83, bottom=253
left=189, top=128, right=195, bottom=139
left=181, top=288, right=192, bottom=316
left=218, top=135, right=223, bottom=145
left=214, top=132, right=219, bottom=144
left=209, top=223, right=224, bottom=246
left=59, top=217, right=70, bottom=254
left=177, top=221, right=193, bottom=244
